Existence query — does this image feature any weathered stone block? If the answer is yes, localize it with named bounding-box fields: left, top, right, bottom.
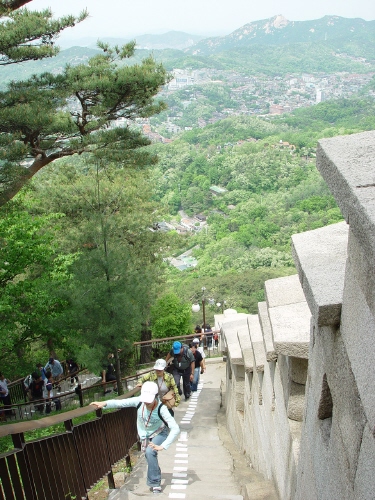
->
left=287, top=382, right=306, bottom=421
left=290, top=357, right=308, bottom=385
left=258, top=301, right=277, bottom=361
left=265, top=274, right=306, bottom=308
left=248, top=314, right=267, bottom=372
left=317, top=131, right=375, bottom=315
left=291, top=221, right=348, bottom=326
left=340, top=253, right=375, bottom=429
left=237, top=325, right=254, bottom=374
left=268, top=301, right=311, bottom=358
left=354, top=425, right=375, bottom=499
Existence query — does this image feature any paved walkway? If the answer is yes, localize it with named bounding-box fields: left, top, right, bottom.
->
left=109, top=361, right=244, bottom=500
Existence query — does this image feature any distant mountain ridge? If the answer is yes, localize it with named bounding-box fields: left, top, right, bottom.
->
left=187, top=15, right=375, bottom=55
left=134, top=31, right=203, bottom=50
left=1, top=15, right=374, bottom=87
left=60, top=31, right=203, bottom=51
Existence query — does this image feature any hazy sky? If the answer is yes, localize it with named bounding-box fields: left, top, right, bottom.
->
left=29, top=0, right=375, bottom=41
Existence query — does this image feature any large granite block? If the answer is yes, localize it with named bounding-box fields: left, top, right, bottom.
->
left=317, top=130, right=375, bottom=234
left=237, top=325, right=254, bottom=374
left=347, top=228, right=375, bottom=318
left=327, top=332, right=366, bottom=485
left=295, top=438, right=318, bottom=500
left=258, top=301, right=277, bottom=361
left=290, top=357, right=308, bottom=385
left=265, top=275, right=311, bottom=358
left=317, top=131, right=375, bottom=313
left=222, top=315, right=250, bottom=365
left=265, top=274, right=306, bottom=308
left=341, top=255, right=375, bottom=429
left=287, top=382, right=306, bottom=422
left=248, top=314, right=267, bottom=372
left=292, top=221, right=348, bottom=326
left=354, top=425, right=375, bottom=499
left=268, top=301, right=311, bottom=358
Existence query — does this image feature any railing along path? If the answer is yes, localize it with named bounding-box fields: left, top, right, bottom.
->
left=0, top=388, right=139, bottom=500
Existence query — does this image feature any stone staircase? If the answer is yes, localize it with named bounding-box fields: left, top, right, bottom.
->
left=108, top=360, right=278, bottom=499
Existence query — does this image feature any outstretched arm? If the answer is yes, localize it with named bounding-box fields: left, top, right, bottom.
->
left=90, top=401, right=107, bottom=409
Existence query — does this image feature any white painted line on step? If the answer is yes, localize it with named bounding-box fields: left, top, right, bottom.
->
left=171, top=479, right=189, bottom=484
left=171, top=485, right=187, bottom=490
left=173, top=473, right=188, bottom=478
left=174, top=460, right=188, bottom=463
left=175, top=454, right=188, bottom=458
left=173, top=467, right=187, bottom=471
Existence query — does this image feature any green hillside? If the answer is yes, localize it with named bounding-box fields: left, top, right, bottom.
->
left=148, top=95, right=375, bottom=316
left=188, top=15, right=375, bottom=55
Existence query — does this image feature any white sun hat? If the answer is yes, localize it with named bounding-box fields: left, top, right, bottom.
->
left=153, top=359, right=167, bottom=370
left=139, top=381, right=159, bottom=403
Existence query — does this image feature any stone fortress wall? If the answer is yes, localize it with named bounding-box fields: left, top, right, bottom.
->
left=217, top=131, right=375, bottom=499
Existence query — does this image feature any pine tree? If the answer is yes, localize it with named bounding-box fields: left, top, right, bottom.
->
left=0, top=1, right=87, bottom=65
left=0, top=36, right=170, bottom=206
left=40, top=160, right=167, bottom=394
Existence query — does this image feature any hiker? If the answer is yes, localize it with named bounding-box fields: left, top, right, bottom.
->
left=66, top=357, right=79, bottom=386
left=101, top=354, right=118, bottom=394
left=28, top=372, right=45, bottom=414
left=90, top=381, right=180, bottom=494
left=191, top=337, right=207, bottom=372
left=165, top=341, right=195, bottom=401
left=214, top=331, right=219, bottom=348
left=36, top=363, right=47, bottom=381
left=136, top=359, right=180, bottom=414
left=23, top=373, right=33, bottom=399
left=189, top=343, right=204, bottom=391
left=68, top=358, right=79, bottom=384
left=194, top=324, right=204, bottom=346
left=203, top=323, right=213, bottom=348
left=0, top=372, right=12, bottom=419
left=44, top=357, right=63, bottom=384
left=45, top=371, right=62, bottom=413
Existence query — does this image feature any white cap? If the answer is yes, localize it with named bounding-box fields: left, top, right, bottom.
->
left=139, top=381, right=159, bottom=403
left=153, top=359, right=166, bottom=370
left=192, top=338, right=200, bottom=344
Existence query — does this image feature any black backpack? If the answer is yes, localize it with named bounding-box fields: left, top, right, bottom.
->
left=30, top=380, right=44, bottom=398
left=136, top=402, right=169, bottom=427
left=173, top=345, right=191, bottom=370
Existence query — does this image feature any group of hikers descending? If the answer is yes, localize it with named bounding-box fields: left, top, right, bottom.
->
left=91, top=334, right=214, bottom=494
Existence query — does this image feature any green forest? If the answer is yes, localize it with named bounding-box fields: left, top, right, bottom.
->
left=1, top=2, right=375, bottom=385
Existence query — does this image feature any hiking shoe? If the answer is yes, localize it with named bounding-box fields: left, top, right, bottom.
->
left=152, top=486, right=162, bottom=494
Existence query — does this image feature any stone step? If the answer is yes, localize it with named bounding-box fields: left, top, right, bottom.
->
left=242, top=481, right=279, bottom=500
left=107, top=363, right=275, bottom=500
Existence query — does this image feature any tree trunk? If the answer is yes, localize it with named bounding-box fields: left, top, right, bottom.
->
left=47, top=338, right=56, bottom=360
left=114, top=349, right=123, bottom=395
left=139, top=325, right=152, bottom=365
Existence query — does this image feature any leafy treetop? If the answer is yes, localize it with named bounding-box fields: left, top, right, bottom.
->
left=0, top=1, right=88, bottom=65
left=0, top=41, right=170, bottom=206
